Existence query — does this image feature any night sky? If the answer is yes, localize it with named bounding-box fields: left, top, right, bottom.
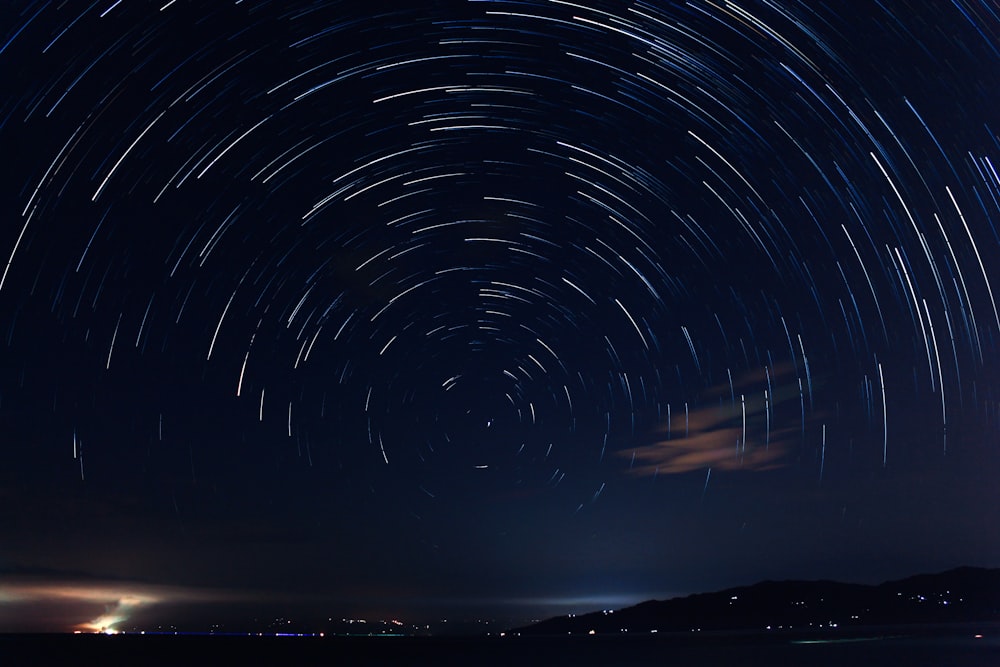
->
left=2, top=0, right=999, bottom=634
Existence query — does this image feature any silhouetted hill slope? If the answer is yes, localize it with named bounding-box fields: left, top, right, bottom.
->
left=515, top=567, right=1000, bottom=635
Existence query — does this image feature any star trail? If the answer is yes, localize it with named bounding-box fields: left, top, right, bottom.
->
left=1, top=0, right=999, bottom=632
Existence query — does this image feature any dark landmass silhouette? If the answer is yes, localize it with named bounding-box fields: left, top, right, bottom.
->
left=513, top=567, right=1000, bottom=635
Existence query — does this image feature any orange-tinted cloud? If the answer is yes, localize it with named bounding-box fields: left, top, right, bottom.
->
left=623, top=363, right=807, bottom=475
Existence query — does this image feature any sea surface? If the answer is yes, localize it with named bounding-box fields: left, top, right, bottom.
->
left=1, top=625, right=997, bottom=666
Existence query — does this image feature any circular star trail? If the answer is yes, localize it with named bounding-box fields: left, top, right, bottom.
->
left=1, top=1, right=999, bottom=611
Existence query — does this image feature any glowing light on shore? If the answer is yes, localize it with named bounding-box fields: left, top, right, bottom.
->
left=0, top=578, right=240, bottom=633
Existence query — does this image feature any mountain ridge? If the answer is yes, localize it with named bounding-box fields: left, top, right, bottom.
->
left=513, top=567, right=1000, bottom=635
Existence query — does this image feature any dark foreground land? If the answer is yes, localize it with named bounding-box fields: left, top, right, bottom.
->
left=1, top=625, right=998, bottom=667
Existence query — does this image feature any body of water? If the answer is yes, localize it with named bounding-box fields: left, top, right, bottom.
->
left=1, top=625, right=997, bottom=666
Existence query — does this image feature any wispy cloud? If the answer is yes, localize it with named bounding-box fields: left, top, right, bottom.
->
left=624, top=363, right=809, bottom=475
